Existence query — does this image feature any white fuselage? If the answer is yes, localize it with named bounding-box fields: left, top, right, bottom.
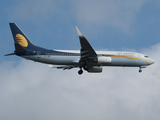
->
left=22, top=49, right=154, bottom=67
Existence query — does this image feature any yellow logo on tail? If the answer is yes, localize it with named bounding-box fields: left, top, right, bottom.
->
left=15, top=34, right=28, bottom=47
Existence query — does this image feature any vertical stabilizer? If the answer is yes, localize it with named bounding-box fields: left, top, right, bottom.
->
left=9, top=23, right=36, bottom=50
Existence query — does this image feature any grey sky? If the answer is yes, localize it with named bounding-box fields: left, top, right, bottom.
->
left=1, top=0, right=160, bottom=120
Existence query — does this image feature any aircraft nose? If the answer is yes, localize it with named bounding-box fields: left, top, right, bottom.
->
left=150, top=58, right=155, bottom=65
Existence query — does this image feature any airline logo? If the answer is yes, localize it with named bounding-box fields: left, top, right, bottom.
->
left=15, top=34, right=28, bottom=47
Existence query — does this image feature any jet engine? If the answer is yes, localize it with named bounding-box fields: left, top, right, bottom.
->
left=97, top=56, right=112, bottom=64
left=87, top=66, right=102, bottom=73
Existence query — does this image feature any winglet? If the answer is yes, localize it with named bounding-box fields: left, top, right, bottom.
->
left=75, top=26, right=83, bottom=37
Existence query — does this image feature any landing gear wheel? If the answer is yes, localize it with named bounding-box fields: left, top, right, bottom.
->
left=139, top=69, right=142, bottom=73
left=78, top=69, right=83, bottom=75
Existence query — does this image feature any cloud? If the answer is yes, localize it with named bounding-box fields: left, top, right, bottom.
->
left=8, top=0, right=149, bottom=34
left=9, top=0, right=57, bottom=22
left=0, top=43, right=160, bottom=120
left=73, top=0, right=148, bottom=34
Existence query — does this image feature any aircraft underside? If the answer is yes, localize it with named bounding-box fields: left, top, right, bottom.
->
left=22, top=55, right=149, bottom=74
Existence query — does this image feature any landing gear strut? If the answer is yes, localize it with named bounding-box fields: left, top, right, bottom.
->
left=78, top=69, right=83, bottom=75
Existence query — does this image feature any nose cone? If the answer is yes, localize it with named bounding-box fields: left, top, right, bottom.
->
left=150, top=58, right=155, bottom=65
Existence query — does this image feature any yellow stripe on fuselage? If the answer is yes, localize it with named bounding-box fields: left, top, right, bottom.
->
left=110, top=56, right=150, bottom=65
left=110, top=56, right=140, bottom=60
left=144, top=60, right=151, bottom=65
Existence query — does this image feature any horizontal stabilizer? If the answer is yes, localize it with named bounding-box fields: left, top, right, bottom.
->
left=4, top=53, right=16, bottom=56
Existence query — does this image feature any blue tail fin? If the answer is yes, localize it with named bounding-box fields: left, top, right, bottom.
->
left=5, top=23, right=48, bottom=56
left=9, top=23, right=36, bottom=51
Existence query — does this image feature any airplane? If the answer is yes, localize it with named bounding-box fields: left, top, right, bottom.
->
left=5, top=23, right=155, bottom=75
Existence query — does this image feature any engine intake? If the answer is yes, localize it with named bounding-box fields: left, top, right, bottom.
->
left=87, top=66, right=102, bottom=73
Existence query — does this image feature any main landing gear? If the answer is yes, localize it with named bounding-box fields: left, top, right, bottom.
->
left=78, top=64, right=88, bottom=75
left=78, top=68, right=83, bottom=75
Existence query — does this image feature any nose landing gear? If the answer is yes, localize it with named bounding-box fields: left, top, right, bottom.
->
left=139, top=66, right=147, bottom=73
left=139, top=67, right=142, bottom=73
left=139, top=69, right=142, bottom=73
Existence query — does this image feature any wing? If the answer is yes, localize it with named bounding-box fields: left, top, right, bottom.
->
left=49, top=27, right=98, bottom=71
left=75, top=27, right=97, bottom=63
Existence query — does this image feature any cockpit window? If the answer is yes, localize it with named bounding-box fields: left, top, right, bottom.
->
left=144, top=56, right=148, bottom=58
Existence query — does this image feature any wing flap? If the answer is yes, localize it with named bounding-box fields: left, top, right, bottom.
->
left=49, top=65, right=78, bottom=70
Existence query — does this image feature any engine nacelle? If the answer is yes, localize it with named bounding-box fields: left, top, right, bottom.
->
left=87, top=66, right=102, bottom=73
left=97, top=56, right=112, bottom=64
